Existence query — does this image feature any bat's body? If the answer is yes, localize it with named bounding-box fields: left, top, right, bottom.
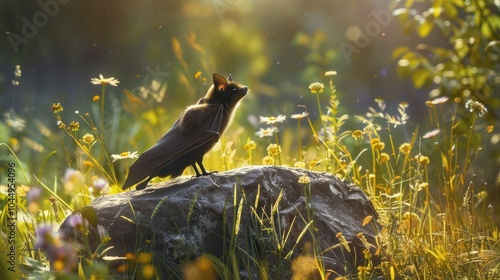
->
left=122, top=73, right=248, bottom=190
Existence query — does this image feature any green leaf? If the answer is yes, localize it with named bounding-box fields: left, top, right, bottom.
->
left=405, top=0, right=414, bottom=8
left=443, top=1, right=458, bottom=18
left=481, top=22, right=492, bottom=38
left=418, top=19, right=434, bottom=38
left=392, top=46, right=410, bottom=60
left=433, top=47, right=452, bottom=59
left=404, top=19, right=418, bottom=36
left=485, top=40, right=500, bottom=51
left=412, top=69, right=431, bottom=88
left=393, top=8, right=410, bottom=20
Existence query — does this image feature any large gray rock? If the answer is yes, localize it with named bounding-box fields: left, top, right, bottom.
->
left=60, top=166, right=380, bottom=278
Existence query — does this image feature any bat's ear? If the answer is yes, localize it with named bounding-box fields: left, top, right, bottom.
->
left=213, top=73, right=228, bottom=92
left=227, top=74, right=233, bottom=81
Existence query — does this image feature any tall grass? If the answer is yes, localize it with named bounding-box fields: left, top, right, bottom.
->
left=0, top=69, right=498, bottom=279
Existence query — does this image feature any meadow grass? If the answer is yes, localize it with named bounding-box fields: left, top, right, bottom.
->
left=0, top=70, right=499, bottom=279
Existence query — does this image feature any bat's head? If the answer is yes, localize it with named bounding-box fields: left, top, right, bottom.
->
left=206, top=73, right=248, bottom=106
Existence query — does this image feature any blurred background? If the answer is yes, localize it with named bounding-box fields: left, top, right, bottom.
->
left=0, top=0, right=499, bottom=200
left=1, top=0, right=431, bottom=116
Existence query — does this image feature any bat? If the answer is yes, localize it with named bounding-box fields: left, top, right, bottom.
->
left=122, top=73, right=248, bottom=190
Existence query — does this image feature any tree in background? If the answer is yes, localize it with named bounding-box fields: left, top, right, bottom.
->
left=392, top=0, right=500, bottom=217
left=392, top=0, right=500, bottom=119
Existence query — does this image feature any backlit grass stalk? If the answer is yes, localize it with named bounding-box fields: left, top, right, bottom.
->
left=60, top=125, right=115, bottom=185
left=0, top=143, right=31, bottom=184
left=465, top=113, right=477, bottom=170
left=243, top=139, right=256, bottom=165
left=291, top=106, right=310, bottom=163
left=100, top=83, right=106, bottom=148
left=297, top=117, right=302, bottom=162
left=309, top=82, right=330, bottom=172
left=326, top=74, right=339, bottom=173
left=90, top=75, right=119, bottom=182
left=273, top=125, right=282, bottom=165
left=219, top=182, right=243, bottom=280
left=316, top=96, right=329, bottom=170
left=77, top=113, right=118, bottom=184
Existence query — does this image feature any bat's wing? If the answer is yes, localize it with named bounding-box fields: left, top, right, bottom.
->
left=122, top=104, right=223, bottom=189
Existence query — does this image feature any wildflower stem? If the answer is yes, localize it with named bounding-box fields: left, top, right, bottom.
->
left=274, top=124, right=282, bottom=165
left=62, top=128, right=115, bottom=184
left=425, top=185, right=434, bottom=250
left=328, top=79, right=338, bottom=173
left=100, top=84, right=106, bottom=162
left=315, top=94, right=329, bottom=172
left=78, top=113, right=118, bottom=185
left=0, top=143, right=31, bottom=184
left=297, top=118, right=302, bottom=162
left=447, top=103, right=458, bottom=198
left=465, top=113, right=476, bottom=169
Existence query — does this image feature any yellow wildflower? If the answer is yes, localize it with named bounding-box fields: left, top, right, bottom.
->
left=51, top=103, right=63, bottom=113
left=371, top=138, right=385, bottom=150
left=82, top=133, right=95, bottom=144
left=262, top=156, right=274, bottom=165
left=380, top=153, right=390, bottom=163
left=308, top=160, right=318, bottom=169
left=298, top=175, right=310, bottom=184
left=415, top=155, right=430, bottom=166
left=294, top=161, right=306, bottom=169
left=267, top=144, right=282, bottom=156
left=477, top=191, right=487, bottom=200
left=399, top=143, right=411, bottom=155
left=68, top=121, right=80, bottom=132
left=308, top=82, right=324, bottom=94
left=352, top=130, right=363, bottom=139
left=243, top=140, right=256, bottom=151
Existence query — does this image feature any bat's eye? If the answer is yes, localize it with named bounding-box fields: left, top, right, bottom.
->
left=232, top=88, right=237, bottom=91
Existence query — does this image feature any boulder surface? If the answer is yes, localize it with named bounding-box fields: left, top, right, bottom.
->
left=60, top=166, right=380, bottom=278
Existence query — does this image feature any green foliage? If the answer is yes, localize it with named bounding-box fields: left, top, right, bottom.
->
left=293, top=31, right=339, bottom=83
left=392, top=0, right=500, bottom=117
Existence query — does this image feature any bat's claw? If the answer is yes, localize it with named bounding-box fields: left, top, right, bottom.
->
left=200, top=171, right=218, bottom=176
left=191, top=171, right=218, bottom=179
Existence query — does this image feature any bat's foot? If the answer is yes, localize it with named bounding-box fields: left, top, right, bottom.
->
left=192, top=162, right=218, bottom=178
left=192, top=171, right=218, bottom=178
